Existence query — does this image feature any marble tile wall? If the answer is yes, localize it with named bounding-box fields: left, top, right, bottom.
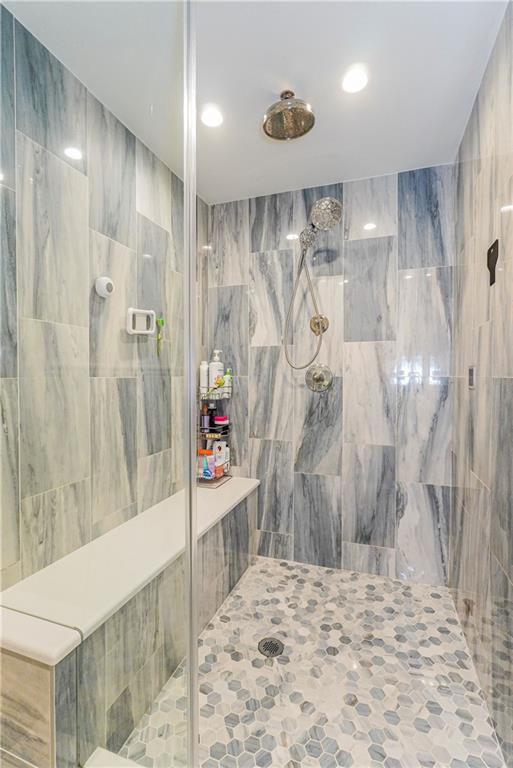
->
left=75, top=495, right=256, bottom=763
left=207, top=169, right=455, bottom=585
left=0, top=11, right=188, bottom=588
left=0, top=645, right=77, bottom=768
left=450, top=3, right=513, bottom=763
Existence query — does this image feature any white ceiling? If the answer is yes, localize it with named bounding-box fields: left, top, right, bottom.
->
left=8, top=1, right=507, bottom=204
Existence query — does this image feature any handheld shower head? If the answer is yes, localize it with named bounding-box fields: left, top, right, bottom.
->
left=309, top=197, right=343, bottom=231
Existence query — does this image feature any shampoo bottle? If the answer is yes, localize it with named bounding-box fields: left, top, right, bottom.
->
left=208, top=349, right=224, bottom=389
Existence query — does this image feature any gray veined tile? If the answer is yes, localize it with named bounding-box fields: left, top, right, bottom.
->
left=490, top=554, right=513, bottom=763
left=490, top=379, right=513, bottom=583
left=0, top=186, right=16, bottom=377
left=19, top=319, right=90, bottom=498
left=294, top=376, right=343, bottom=475
left=343, top=174, right=398, bottom=241
left=449, top=479, right=491, bottom=652
left=343, top=341, right=396, bottom=446
left=294, top=473, right=341, bottom=569
left=470, top=321, right=492, bottom=488
left=55, top=651, right=78, bottom=768
left=398, top=165, right=456, bottom=269
left=492, top=254, right=513, bottom=378
left=211, top=199, right=249, bottom=286
left=88, top=93, right=136, bottom=248
left=396, top=481, right=450, bottom=586
left=0, top=561, right=20, bottom=590
left=293, top=275, right=344, bottom=375
left=92, top=503, right=137, bottom=541
left=249, top=191, right=295, bottom=253
left=170, top=172, right=184, bottom=273
left=397, top=377, right=452, bottom=486
left=249, top=439, right=293, bottom=534
left=138, top=362, right=172, bottom=458
left=0, top=378, right=19, bottom=571
left=1, top=6, right=15, bottom=190
left=397, top=266, right=452, bottom=379
left=344, top=236, right=397, bottom=342
left=171, top=375, right=184, bottom=489
left=137, top=449, right=173, bottom=513
left=341, top=542, right=395, bottom=578
left=17, top=132, right=89, bottom=326
left=15, top=19, right=87, bottom=173
left=0, top=650, right=54, bottom=768
left=91, top=378, right=137, bottom=532
left=228, top=376, right=249, bottom=469
left=20, top=478, right=91, bottom=577
left=452, top=257, right=475, bottom=378
left=256, top=531, right=294, bottom=560
left=294, top=183, right=344, bottom=276
left=77, top=625, right=106, bottom=765
left=249, top=249, right=293, bottom=346
left=169, top=271, right=184, bottom=376
left=208, top=285, right=249, bottom=376
left=89, top=230, right=137, bottom=377
left=342, top=444, right=395, bottom=548
left=136, top=140, right=172, bottom=232
left=222, top=499, right=251, bottom=590
left=249, top=346, right=293, bottom=440
left=137, top=213, right=172, bottom=320
left=137, top=338, right=173, bottom=462
left=158, top=556, right=186, bottom=673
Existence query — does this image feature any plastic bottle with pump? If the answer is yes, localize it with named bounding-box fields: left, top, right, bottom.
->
left=208, top=350, right=224, bottom=390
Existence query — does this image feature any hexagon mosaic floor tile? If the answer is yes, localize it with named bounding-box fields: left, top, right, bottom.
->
left=119, top=558, right=506, bottom=768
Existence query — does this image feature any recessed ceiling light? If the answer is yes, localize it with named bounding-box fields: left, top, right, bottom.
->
left=142, top=253, right=152, bottom=259
left=405, top=274, right=413, bottom=280
left=202, top=244, right=212, bottom=250
left=363, top=222, right=376, bottom=231
left=286, top=233, right=299, bottom=241
left=342, top=64, right=369, bottom=94
left=201, top=104, right=223, bottom=128
left=0, top=172, right=4, bottom=182
left=64, top=147, right=83, bottom=160
left=500, top=203, right=513, bottom=213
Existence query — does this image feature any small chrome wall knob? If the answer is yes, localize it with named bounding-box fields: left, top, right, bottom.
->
left=305, top=363, right=333, bottom=392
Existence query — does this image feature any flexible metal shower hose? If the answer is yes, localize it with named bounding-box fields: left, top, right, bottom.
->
left=283, top=245, right=324, bottom=370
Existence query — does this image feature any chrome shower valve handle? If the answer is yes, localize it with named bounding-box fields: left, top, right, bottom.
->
left=310, top=314, right=329, bottom=336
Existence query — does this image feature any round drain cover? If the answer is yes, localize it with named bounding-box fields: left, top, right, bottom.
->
left=258, top=637, right=284, bottom=658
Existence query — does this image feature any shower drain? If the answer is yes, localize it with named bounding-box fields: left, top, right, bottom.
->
left=258, top=637, right=284, bottom=658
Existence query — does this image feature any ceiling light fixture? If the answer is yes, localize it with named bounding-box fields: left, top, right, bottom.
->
left=500, top=203, right=513, bottom=213
left=363, top=222, right=376, bottom=231
left=342, top=64, right=369, bottom=94
left=201, top=104, right=223, bottom=128
left=202, top=244, right=212, bottom=250
left=286, top=233, right=299, bottom=241
left=64, top=147, right=83, bottom=160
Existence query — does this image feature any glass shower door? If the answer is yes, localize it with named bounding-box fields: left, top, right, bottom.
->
left=0, top=1, right=198, bottom=765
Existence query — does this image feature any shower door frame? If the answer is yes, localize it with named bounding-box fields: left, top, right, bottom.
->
left=183, top=0, right=199, bottom=765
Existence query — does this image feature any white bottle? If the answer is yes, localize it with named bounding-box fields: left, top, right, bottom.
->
left=208, top=349, right=224, bottom=389
left=199, top=361, right=209, bottom=394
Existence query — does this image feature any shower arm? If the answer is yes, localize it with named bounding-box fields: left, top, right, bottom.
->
left=283, top=232, right=324, bottom=370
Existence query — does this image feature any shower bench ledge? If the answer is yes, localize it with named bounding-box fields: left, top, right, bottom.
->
left=0, top=477, right=259, bottom=665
